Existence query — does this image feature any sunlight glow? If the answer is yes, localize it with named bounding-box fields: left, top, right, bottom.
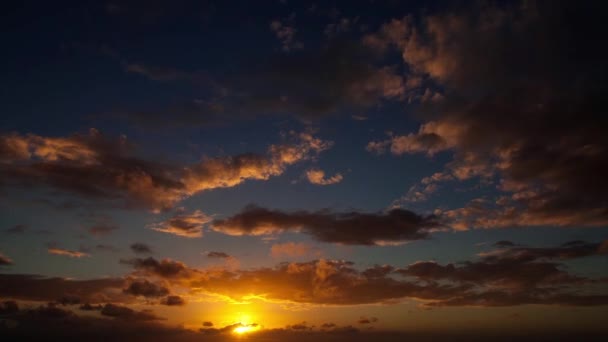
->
left=233, top=325, right=254, bottom=334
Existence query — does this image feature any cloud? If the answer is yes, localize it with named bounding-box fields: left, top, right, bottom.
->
left=121, top=257, right=189, bottom=278
left=121, top=237, right=608, bottom=307
left=47, top=247, right=90, bottom=258
left=211, top=205, right=439, bottom=245
left=0, top=252, right=13, bottom=265
left=365, top=2, right=608, bottom=229
left=395, top=240, right=608, bottom=306
left=88, top=223, right=119, bottom=236
left=0, top=274, right=125, bottom=303
left=357, top=317, right=378, bottom=324
left=161, top=295, right=185, bottom=306
left=205, top=251, right=240, bottom=270
left=0, top=129, right=332, bottom=211
left=305, top=168, right=343, bottom=185
left=270, top=242, right=316, bottom=258
left=206, top=251, right=230, bottom=259
left=150, top=209, right=211, bottom=238
left=130, top=243, right=153, bottom=254
left=123, top=279, right=169, bottom=298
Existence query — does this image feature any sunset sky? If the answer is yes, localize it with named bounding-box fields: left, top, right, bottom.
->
left=1, top=1, right=607, bottom=340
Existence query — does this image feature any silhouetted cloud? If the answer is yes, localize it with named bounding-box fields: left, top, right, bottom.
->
left=161, top=295, right=186, bottom=306
left=212, top=205, right=439, bottom=245
left=123, top=279, right=169, bottom=298
left=366, top=2, right=608, bottom=229
left=130, top=243, right=153, bottom=254
left=121, top=257, right=188, bottom=278
left=0, top=274, right=125, bottom=303
left=206, top=251, right=230, bottom=258
left=120, top=239, right=608, bottom=307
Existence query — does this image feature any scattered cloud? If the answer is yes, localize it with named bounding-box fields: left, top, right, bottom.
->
left=150, top=209, right=211, bottom=238
left=0, top=274, right=125, bottom=303
left=161, top=295, right=185, bottom=306
left=366, top=3, right=608, bottom=229
left=212, top=205, right=439, bottom=245
left=0, top=130, right=332, bottom=211
left=47, top=247, right=90, bottom=258
left=305, top=168, right=343, bottom=185
left=123, top=279, right=169, bottom=298
left=206, top=251, right=231, bottom=259
left=130, top=243, right=153, bottom=254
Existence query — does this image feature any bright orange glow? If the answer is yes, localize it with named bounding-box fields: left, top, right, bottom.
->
left=233, top=325, right=254, bottom=334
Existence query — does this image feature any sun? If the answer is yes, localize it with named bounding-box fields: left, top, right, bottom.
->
left=233, top=325, right=253, bottom=335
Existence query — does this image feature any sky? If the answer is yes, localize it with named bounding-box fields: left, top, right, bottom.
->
left=1, top=0, right=608, bottom=340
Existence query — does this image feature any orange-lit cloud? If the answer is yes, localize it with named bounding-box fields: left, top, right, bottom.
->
left=47, top=248, right=90, bottom=258
left=305, top=168, right=343, bottom=185
left=270, top=242, right=317, bottom=258
left=118, top=240, right=608, bottom=307
left=150, top=209, right=211, bottom=238
left=365, top=4, right=608, bottom=229
left=0, top=130, right=332, bottom=212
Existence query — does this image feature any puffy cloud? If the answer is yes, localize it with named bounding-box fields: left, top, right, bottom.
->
left=211, top=205, right=439, bottom=245
left=305, top=168, right=343, bottom=185
left=366, top=2, right=608, bottom=229
left=123, top=279, right=169, bottom=298
left=396, top=240, right=608, bottom=306
left=47, top=247, right=90, bottom=258
left=121, top=237, right=608, bottom=307
left=0, top=130, right=331, bottom=212
left=121, top=257, right=189, bottom=278
left=130, top=243, right=153, bottom=254
left=150, top=209, right=211, bottom=238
